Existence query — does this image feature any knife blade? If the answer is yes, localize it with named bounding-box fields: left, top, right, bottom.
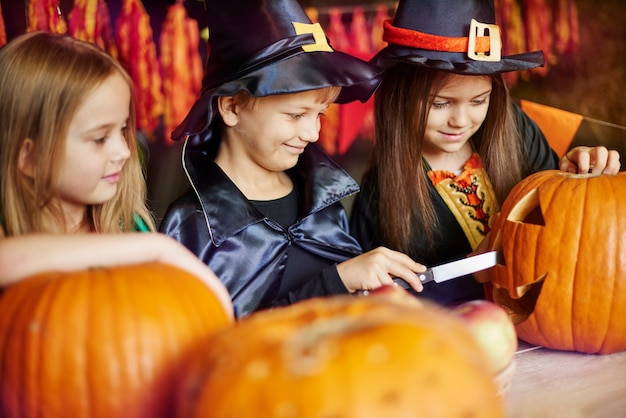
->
left=356, top=251, right=498, bottom=295
left=416, top=251, right=497, bottom=284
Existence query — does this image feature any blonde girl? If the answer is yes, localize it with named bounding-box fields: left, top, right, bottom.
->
left=0, top=31, right=151, bottom=235
left=0, top=32, right=232, bottom=314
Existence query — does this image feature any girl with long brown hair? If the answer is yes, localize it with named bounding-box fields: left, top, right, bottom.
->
left=350, top=0, right=620, bottom=306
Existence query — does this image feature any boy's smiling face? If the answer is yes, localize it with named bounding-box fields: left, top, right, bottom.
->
left=220, top=89, right=334, bottom=175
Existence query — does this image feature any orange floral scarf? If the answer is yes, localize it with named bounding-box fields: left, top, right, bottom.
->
left=426, top=153, right=499, bottom=250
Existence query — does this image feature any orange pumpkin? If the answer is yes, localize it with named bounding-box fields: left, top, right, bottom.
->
left=0, top=262, right=233, bottom=418
left=488, top=170, right=626, bottom=353
left=175, top=291, right=505, bottom=418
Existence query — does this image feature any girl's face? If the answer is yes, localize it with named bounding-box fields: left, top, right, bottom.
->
left=422, top=74, right=492, bottom=159
left=58, top=72, right=131, bottom=223
left=225, top=90, right=331, bottom=175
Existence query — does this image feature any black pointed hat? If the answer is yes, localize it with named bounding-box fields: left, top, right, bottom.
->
left=171, top=0, right=382, bottom=143
left=372, top=0, right=544, bottom=75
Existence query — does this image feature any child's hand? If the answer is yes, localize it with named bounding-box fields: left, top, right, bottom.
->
left=157, top=234, right=234, bottom=318
left=559, top=146, right=621, bottom=174
left=337, top=246, right=425, bottom=293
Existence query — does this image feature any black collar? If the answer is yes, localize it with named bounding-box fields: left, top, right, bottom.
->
left=183, top=141, right=359, bottom=245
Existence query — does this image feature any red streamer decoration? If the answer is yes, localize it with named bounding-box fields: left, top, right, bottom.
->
left=0, top=2, right=7, bottom=47
left=68, top=0, right=118, bottom=58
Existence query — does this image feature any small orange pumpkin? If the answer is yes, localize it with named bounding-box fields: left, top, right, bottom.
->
left=0, top=262, right=233, bottom=418
left=488, top=170, right=626, bottom=353
left=175, top=291, right=505, bottom=418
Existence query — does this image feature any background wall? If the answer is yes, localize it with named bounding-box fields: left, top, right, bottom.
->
left=509, top=0, right=626, bottom=127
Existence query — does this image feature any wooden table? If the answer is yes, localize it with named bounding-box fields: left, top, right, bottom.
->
left=504, top=341, right=626, bottom=418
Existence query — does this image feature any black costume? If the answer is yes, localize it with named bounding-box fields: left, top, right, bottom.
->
left=160, top=143, right=362, bottom=317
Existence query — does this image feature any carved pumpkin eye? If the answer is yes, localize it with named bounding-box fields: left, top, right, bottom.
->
left=506, top=188, right=545, bottom=226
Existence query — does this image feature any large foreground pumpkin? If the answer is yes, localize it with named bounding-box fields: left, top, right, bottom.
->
left=175, top=291, right=505, bottom=418
left=0, top=262, right=233, bottom=418
left=488, top=170, right=626, bottom=353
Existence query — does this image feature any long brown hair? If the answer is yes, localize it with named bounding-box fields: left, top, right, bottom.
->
left=365, top=64, right=523, bottom=255
left=0, top=32, right=154, bottom=235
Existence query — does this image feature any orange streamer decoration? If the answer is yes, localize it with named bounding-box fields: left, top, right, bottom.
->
left=371, top=4, right=392, bottom=52
left=336, top=6, right=376, bottom=155
left=115, top=0, right=163, bottom=138
left=524, top=0, right=553, bottom=77
left=496, top=0, right=526, bottom=85
left=68, top=0, right=118, bottom=58
left=553, top=0, right=580, bottom=55
left=27, top=0, right=67, bottom=34
left=159, top=2, right=204, bottom=145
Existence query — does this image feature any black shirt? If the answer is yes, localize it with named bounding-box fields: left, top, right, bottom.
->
left=251, top=188, right=344, bottom=305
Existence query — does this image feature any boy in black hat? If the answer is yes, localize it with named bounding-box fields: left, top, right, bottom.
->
left=159, top=0, right=426, bottom=317
left=350, top=0, right=620, bottom=306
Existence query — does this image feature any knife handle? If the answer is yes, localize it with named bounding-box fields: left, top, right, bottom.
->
left=416, top=269, right=434, bottom=284
left=391, top=278, right=410, bottom=289
left=356, top=271, right=434, bottom=296
left=391, top=270, right=434, bottom=286
left=388, top=272, right=434, bottom=290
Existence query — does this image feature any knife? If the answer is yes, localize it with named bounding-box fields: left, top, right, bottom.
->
left=414, top=251, right=498, bottom=284
left=356, top=251, right=498, bottom=295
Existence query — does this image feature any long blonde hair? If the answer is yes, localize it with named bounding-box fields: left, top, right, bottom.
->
left=365, top=64, right=523, bottom=255
left=0, top=32, right=154, bottom=235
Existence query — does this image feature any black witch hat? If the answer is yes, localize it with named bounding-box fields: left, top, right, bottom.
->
left=372, top=0, right=544, bottom=75
left=172, top=0, right=382, bottom=143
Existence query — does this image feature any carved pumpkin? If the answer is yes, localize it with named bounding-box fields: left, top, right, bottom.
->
left=175, top=292, right=505, bottom=418
left=0, top=262, right=233, bottom=418
left=488, top=170, right=626, bottom=353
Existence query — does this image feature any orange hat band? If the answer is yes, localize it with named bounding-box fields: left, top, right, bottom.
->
left=382, top=19, right=492, bottom=53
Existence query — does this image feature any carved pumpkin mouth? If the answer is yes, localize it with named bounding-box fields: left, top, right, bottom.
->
left=491, top=186, right=546, bottom=324
left=492, top=276, right=545, bottom=325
